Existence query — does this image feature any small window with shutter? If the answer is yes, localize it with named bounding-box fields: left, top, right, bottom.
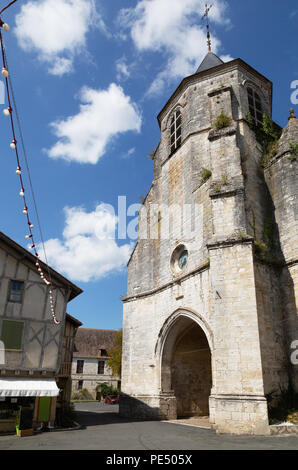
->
left=0, top=320, right=24, bottom=350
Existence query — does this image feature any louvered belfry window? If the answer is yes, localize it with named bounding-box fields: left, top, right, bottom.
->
left=98, top=361, right=105, bottom=374
left=170, top=109, right=182, bottom=154
left=247, top=87, right=263, bottom=127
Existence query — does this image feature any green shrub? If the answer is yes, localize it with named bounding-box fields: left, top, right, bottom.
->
left=72, top=388, right=94, bottom=401
left=96, top=382, right=119, bottom=398
left=214, top=110, right=232, bottom=130
left=288, top=138, right=298, bottom=161
left=246, top=112, right=282, bottom=166
left=200, top=168, right=212, bottom=183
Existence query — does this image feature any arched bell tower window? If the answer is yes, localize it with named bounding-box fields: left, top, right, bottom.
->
left=170, top=109, right=182, bottom=154
left=247, top=87, right=263, bottom=127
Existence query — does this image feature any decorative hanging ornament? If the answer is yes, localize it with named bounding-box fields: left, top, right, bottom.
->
left=0, top=14, right=61, bottom=325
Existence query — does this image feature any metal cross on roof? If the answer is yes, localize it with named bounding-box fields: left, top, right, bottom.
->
left=202, top=3, right=213, bottom=53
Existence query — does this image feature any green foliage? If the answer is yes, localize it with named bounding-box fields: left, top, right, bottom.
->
left=288, top=138, right=298, bottom=161
left=254, top=240, right=268, bottom=258
left=214, top=110, right=232, bottom=130
left=213, top=174, right=229, bottom=193
left=72, top=388, right=93, bottom=401
left=107, top=329, right=123, bottom=378
left=221, top=173, right=229, bottom=186
left=96, top=382, right=119, bottom=398
left=255, top=218, right=283, bottom=266
left=246, top=112, right=282, bottom=166
left=200, top=168, right=212, bottom=183
left=267, top=383, right=298, bottom=424
left=148, top=150, right=156, bottom=160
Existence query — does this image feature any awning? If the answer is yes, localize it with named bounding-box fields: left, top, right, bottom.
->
left=0, top=378, right=59, bottom=397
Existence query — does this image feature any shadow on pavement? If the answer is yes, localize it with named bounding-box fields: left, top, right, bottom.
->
left=75, top=407, right=159, bottom=429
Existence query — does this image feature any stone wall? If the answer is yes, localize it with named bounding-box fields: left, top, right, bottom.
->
left=71, top=357, right=117, bottom=397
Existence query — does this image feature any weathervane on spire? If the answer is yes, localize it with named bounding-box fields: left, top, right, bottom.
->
left=202, top=3, right=213, bottom=53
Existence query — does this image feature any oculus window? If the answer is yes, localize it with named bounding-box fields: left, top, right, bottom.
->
left=171, top=245, right=189, bottom=274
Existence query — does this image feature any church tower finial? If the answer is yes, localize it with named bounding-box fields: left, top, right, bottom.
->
left=202, top=3, right=213, bottom=53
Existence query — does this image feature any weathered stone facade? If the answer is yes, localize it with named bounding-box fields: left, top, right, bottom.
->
left=120, top=54, right=298, bottom=435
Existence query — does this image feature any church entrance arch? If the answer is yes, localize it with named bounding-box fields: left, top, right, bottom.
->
left=159, top=311, right=213, bottom=418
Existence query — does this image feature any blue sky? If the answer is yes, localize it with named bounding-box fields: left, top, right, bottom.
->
left=0, top=0, right=297, bottom=329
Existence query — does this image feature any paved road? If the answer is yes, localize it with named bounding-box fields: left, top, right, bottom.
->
left=0, top=401, right=297, bottom=450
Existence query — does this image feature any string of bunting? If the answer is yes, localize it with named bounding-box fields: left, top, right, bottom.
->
left=0, top=16, right=61, bottom=324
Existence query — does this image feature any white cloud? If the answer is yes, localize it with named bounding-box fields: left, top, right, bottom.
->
left=46, top=83, right=142, bottom=164
left=116, top=57, right=131, bottom=81
left=14, top=0, right=104, bottom=75
left=118, top=0, right=230, bottom=95
left=220, top=54, right=234, bottom=63
left=39, top=204, right=133, bottom=282
left=121, top=147, right=136, bottom=159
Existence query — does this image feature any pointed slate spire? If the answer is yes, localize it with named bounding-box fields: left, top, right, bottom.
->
left=196, top=52, right=224, bottom=74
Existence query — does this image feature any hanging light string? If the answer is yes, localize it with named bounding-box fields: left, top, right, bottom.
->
left=0, top=25, right=61, bottom=324
left=0, top=1, right=18, bottom=15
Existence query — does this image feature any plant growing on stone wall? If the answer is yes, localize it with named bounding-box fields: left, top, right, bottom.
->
left=214, top=110, right=232, bottom=130
left=221, top=173, right=229, bottom=186
left=200, top=168, right=212, bottom=183
left=254, top=240, right=268, bottom=259
left=148, top=150, right=156, bottom=159
left=246, top=112, right=282, bottom=167
left=212, top=174, right=229, bottom=193
left=288, top=138, right=298, bottom=161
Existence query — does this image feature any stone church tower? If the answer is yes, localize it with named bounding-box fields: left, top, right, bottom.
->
left=120, top=50, right=298, bottom=435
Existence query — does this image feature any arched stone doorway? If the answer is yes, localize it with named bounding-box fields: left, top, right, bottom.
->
left=160, top=313, right=212, bottom=418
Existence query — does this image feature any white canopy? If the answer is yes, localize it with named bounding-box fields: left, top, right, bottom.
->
left=0, top=378, right=59, bottom=397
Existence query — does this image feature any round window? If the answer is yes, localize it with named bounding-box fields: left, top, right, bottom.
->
left=178, top=250, right=188, bottom=270
left=170, top=245, right=189, bottom=274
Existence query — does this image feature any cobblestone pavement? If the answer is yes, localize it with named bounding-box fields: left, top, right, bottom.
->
left=0, top=402, right=297, bottom=450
